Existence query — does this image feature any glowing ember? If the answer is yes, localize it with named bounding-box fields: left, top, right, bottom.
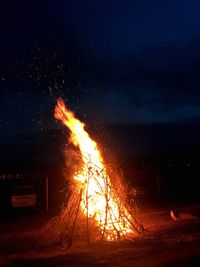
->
left=54, top=98, right=136, bottom=240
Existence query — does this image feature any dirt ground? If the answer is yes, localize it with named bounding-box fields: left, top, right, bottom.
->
left=0, top=206, right=200, bottom=267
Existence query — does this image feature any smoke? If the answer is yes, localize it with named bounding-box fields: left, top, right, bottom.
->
left=64, top=146, right=83, bottom=180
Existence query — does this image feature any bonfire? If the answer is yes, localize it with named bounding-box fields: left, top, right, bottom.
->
left=38, top=99, right=144, bottom=247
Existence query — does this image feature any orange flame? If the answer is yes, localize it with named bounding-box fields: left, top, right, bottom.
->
left=54, top=98, right=134, bottom=240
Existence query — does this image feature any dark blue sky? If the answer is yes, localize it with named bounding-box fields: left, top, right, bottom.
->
left=1, top=0, right=200, bottom=136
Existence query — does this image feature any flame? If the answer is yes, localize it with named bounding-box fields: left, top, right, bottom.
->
left=54, top=98, right=134, bottom=240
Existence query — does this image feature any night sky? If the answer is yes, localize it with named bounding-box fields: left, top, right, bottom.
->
left=1, top=0, right=200, bottom=158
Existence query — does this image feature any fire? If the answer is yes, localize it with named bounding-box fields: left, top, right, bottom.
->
left=54, top=99, right=135, bottom=240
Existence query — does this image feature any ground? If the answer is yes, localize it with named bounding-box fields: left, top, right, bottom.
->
left=0, top=206, right=200, bottom=267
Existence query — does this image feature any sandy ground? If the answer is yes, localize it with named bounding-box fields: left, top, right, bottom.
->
left=0, top=206, right=200, bottom=267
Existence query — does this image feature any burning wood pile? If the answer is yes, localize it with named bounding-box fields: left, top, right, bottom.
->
left=38, top=99, right=144, bottom=247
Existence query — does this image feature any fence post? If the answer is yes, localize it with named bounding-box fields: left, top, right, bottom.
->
left=46, top=177, right=49, bottom=212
